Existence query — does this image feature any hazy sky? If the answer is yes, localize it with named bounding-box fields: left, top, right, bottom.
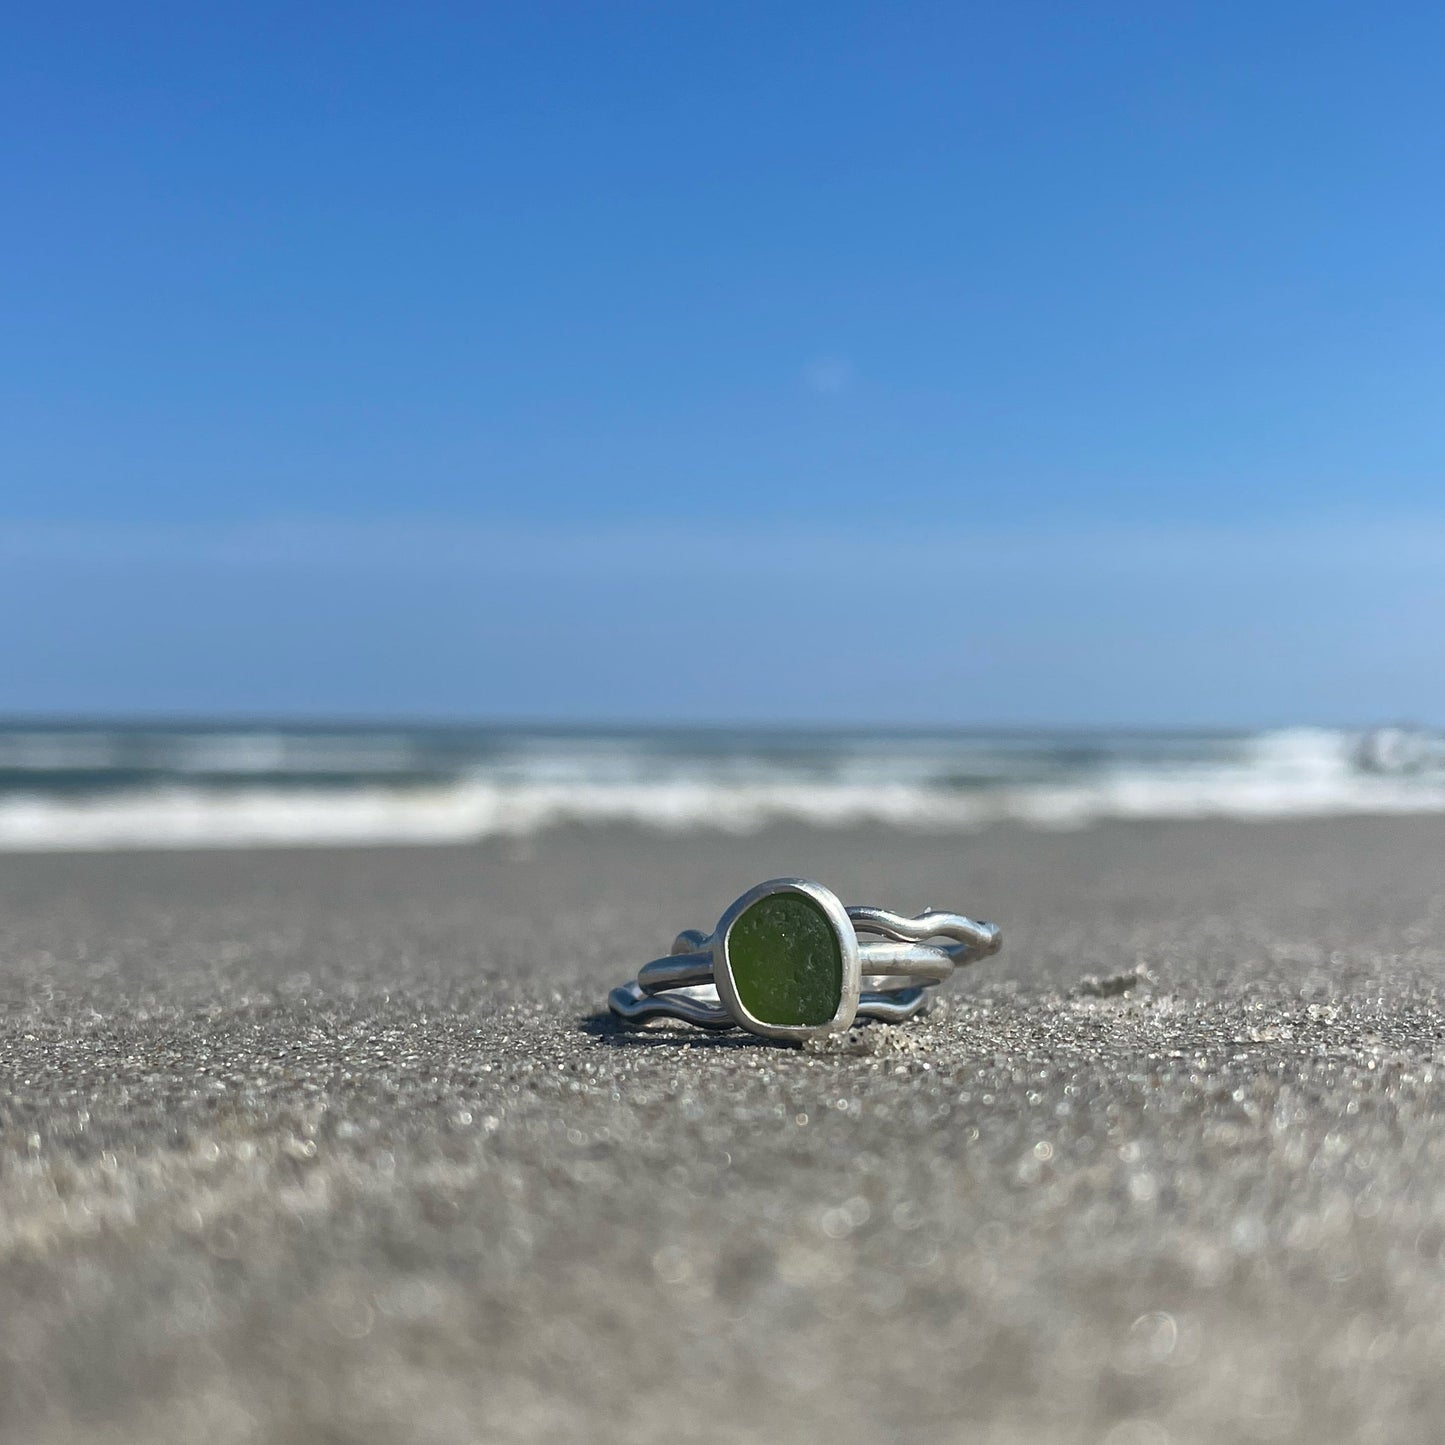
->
left=5, top=4, right=1444, bottom=723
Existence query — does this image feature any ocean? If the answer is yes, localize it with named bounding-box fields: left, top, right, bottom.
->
left=0, top=721, right=1441, bottom=852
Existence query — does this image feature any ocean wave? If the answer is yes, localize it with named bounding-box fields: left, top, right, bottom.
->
left=2, top=727, right=1445, bottom=851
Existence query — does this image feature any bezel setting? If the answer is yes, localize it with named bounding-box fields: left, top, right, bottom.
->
left=712, top=877, right=862, bottom=1042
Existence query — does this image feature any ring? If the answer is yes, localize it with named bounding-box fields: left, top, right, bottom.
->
left=607, top=877, right=1001, bottom=1042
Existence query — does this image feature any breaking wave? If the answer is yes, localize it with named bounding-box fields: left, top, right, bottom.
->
left=0, top=723, right=1442, bottom=851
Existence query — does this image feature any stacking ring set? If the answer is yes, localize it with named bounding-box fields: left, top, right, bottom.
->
left=608, top=877, right=1001, bottom=1043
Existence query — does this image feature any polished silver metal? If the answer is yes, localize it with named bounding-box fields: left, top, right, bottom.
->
left=607, top=877, right=1001, bottom=1042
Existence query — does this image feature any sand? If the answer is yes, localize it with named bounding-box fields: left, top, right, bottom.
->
left=2, top=816, right=1444, bottom=1444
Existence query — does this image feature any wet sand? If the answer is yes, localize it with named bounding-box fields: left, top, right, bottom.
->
left=2, top=817, right=1444, bottom=1444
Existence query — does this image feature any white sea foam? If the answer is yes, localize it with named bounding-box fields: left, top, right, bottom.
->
left=1, top=727, right=1443, bottom=851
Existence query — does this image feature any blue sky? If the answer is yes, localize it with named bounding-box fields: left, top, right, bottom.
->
left=4, top=4, right=1444, bottom=723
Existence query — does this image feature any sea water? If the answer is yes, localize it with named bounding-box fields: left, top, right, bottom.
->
left=0, top=722, right=1442, bottom=851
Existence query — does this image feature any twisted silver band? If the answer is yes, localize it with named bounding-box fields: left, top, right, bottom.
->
left=607, top=879, right=1001, bottom=1041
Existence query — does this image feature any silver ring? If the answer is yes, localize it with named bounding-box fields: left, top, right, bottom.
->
left=607, top=877, right=1001, bottom=1042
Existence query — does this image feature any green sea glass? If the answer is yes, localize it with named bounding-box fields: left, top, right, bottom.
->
left=727, top=891, right=843, bottom=1027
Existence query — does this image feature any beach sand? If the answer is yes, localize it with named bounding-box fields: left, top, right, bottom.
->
left=2, top=816, right=1443, bottom=1444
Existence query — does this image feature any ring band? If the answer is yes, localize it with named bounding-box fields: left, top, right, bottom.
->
left=608, top=877, right=1001, bottom=1042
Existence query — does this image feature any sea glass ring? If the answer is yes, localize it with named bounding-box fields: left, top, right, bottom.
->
left=607, top=877, right=1001, bottom=1042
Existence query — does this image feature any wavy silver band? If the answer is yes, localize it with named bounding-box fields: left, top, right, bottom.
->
left=608, top=979, right=934, bottom=1029
left=607, top=880, right=1001, bottom=1041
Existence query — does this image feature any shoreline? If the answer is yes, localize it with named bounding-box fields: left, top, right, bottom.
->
left=3, top=722, right=1443, bottom=854
left=8, top=792, right=1445, bottom=855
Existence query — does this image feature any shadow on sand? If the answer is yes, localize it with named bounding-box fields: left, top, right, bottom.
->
left=576, top=1010, right=792, bottom=1049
